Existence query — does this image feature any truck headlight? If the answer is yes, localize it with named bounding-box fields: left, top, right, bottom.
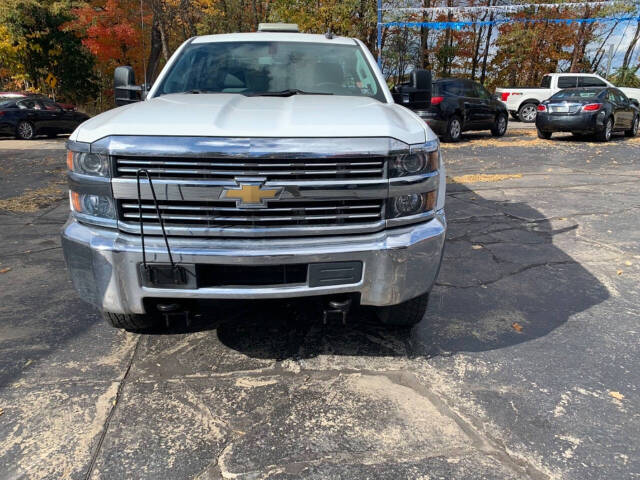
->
left=70, top=191, right=115, bottom=219
left=67, top=151, right=110, bottom=177
left=390, top=140, right=439, bottom=177
left=388, top=192, right=436, bottom=218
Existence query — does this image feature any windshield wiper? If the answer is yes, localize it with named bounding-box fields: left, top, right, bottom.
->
left=245, top=89, right=334, bottom=97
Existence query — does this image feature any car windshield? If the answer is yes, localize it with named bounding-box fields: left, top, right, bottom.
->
left=551, top=89, right=602, bottom=100
left=0, top=100, right=14, bottom=108
left=155, top=41, right=385, bottom=101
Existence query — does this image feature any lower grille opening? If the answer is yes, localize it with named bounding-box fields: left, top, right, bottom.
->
left=196, top=264, right=308, bottom=287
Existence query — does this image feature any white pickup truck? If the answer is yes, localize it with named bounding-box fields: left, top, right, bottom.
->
left=61, top=24, right=446, bottom=330
left=496, top=73, right=640, bottom=122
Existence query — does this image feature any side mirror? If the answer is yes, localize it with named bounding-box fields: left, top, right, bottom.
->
left=114, top=66, right=143, bottom=106
left=391, top=69, right=431, bottom=111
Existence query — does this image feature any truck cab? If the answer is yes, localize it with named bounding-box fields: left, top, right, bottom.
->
left=61, top=26, right=446, bottom=329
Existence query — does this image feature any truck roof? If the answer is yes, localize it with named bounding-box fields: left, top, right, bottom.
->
left=544, top=72, right=604, bottom=77
left=191, top=32, right=357, bottom=46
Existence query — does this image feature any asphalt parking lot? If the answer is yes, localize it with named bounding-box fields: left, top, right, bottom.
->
left=1, top=127, right=639, bottom=480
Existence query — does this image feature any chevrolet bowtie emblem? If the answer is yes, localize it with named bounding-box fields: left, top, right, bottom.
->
left=221, top=181, right=283, bottom=208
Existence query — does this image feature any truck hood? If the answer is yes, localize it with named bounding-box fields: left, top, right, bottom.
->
left=72, top=93, right=430, bottom=145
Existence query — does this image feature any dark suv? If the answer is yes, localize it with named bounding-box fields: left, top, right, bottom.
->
left=417, top=78, right=508, bottom=141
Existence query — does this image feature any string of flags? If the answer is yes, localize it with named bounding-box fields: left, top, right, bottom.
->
left=382, top=16, right=639, bottom=30
left=381, top=1, right=621, bottom=14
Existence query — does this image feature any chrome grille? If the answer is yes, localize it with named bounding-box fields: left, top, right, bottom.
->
left=114, top=156, right=386, bottom=180
left=119, top=199, right=384, bottom=232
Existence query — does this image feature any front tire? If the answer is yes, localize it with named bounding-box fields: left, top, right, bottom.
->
left=102, top=311, right=155, bottom=332
left=518, top=103, right=538, bottom=123
left=537, top=129, right=552, bottom=139
left=376, top=293, right=430, bottom=327
left=625, top=115, right=639, bottom=137
left=491, top=114, right=508, bottom=137
left=445, top=115, right=462, bottom=142
left=16, top=121, right=35, bottom=140
left=597, top=117, right=613, bottom=142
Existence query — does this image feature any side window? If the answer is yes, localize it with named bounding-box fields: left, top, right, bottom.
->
left=557, top=76, right=578, bottom=88
left=613, top=90, right=628, bottom=103
left=579, top=76, right=607, bottom=87
left=607, top=90, right=618, bottom=103
left=463, top=82, right=477, bottom=97
left=17, top=100, right=37, bottom=109
left=440, top=82, right=461, bottom=96
left=473, top=83, right=491, bottom=100
left=42, top=101, right=62, bottom=112
left=541, top=75, right=551, bottom=88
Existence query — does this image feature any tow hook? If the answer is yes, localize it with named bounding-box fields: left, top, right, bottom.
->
left=322, top=297, right=352, bottom=325
left=157, top=303, right=191, bottom=328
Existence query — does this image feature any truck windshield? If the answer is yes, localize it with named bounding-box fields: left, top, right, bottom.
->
left=155, top=41, right=385, bottom=102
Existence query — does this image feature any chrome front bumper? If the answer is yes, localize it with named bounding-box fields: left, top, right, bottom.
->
left=61, top=213, right=446, bottom=314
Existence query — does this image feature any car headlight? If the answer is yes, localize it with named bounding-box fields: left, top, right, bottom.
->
left=387, top=192, right=437, bottom=218
left=70, top=191, right=115, bottom=219
left=67, top=151, right=110, bottom=177
left=390, top=140, right=439, bottom=177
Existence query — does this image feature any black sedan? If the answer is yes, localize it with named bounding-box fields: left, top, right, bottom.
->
left=536, top=87, right=639, bottom=142
left=0, top=97, right=89, bottom=140
left=417, top=78, right=508, bottom=142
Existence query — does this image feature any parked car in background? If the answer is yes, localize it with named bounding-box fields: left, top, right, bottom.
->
left=496, top=73, right=640, bottom=123
left=0, top=91, right=77, bottom=111
left=0, top=97, right=89, bottom=139
left=416, top=78, right=508, bottom=141
left=535, top=87, right=639, bottom=142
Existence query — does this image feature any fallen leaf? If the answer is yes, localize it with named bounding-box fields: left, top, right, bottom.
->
left=24, top=359, right=32, bottom=367
left=0, top=267, right=11, bottom=274
left=557, top=217, right=567, bottom=221
left=609, top=391, right=624, bottom=401
left=624, top=261, right=632, bottom=266
left=617, top=270, right=623, bottom=276
left=472, top=245, right=483, bottom=250
left=0, top=407, right=4, bottom=416
left=512, top=322, right=523, bottom=333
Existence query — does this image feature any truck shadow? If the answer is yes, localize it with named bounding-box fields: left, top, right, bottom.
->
left=205, top=183, right=609, bottom=359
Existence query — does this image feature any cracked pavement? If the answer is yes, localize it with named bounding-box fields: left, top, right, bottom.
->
left=0, top=128, right=639, bottom=479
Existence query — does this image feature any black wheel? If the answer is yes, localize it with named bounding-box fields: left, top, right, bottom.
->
left=491, top=114, right=508, bottom=137
left=625, top=115, right=639, bottom=137
left=445, top=115, right=462, bottom=142
left=376, top=293, right=430, bottom=327
left=16, top=121, right=35, bottom=140
left=518, top=103, right=538, bottom=123
left=102, top=311, right=155, bottom=332
left=597, top=117, right=613, bottom=142
left=537, top=129, right=552, bottom=139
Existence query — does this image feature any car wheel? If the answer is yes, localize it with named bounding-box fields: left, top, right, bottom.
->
left=102, top=311, right=155, bottom=332
left=537, top=129, right=552, bottom=139
left=518, top=103, right=538, bottom=123
left=16, top=121, right=35, bottom=140
left=597, top=117, right=613, bottom=142
left=625, top=115, right=639, bottom=137
left=445, top=116, right=462, bottom=142
left=376, top=293, right=430, bottom=327
left=510, top=112, right=519, bottom=121
left=491, top=114, right=508, bottom=137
